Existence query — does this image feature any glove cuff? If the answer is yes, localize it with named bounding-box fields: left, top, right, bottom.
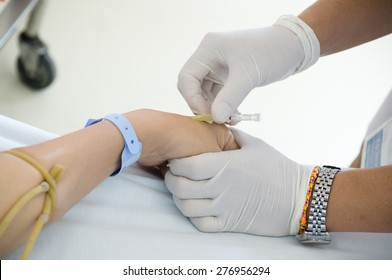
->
left=289, top=165, right=319, bottom=235
left=275, top=15, right=320, bottom=73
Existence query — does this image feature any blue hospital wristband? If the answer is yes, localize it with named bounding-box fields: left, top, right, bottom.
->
left=85, top=114, right=142, bottom=176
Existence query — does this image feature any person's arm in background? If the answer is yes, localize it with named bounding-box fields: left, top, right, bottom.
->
left=350, top=145, right=363, bottom=168
left=0, top=109, right=238, bottom=257
left=299, top=0, right=392, bottom=56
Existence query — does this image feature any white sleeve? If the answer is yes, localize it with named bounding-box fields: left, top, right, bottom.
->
left=366, top=89, right=392, bottom=136
left=361, top=89, right=392, bottom=168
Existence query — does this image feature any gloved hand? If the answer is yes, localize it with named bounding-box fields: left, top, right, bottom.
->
left=178, top=15, right=320, bottom=123
left=165, top=128, right=315, bottom=236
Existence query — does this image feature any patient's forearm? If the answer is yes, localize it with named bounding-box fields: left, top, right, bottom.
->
left=0, top=119, right=123, bottom=257
left=0, top=109, right=236, bottom=257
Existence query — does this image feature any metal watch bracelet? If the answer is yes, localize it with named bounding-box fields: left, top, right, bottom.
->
left=297, top=165, right=341, bottom=244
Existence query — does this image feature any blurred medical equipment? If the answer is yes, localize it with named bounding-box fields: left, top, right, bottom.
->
left=361, top=117, right=392, bottom=168
left=0, top=0, right=55, bottom=89
left=361, top=91, right=392, bottom=168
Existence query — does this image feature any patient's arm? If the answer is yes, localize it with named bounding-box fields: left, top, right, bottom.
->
left=0, top=109, right=238, bottom=257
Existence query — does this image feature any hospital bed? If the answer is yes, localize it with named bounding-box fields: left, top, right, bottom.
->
left=1, top=114, right=391, bottom=260
left=0, top=0, right=55, bottom=89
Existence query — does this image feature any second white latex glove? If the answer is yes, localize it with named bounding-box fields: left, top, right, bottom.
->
left=165, top=129, right=315, bottom=236
left=178, top=15, right=319, bottom=123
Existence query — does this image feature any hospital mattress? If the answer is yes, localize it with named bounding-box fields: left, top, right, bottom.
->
left=1, top=115, right=391, bottom=260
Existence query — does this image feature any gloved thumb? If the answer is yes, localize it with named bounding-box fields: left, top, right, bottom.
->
left=177, top=59, right=212, bottom=115
left=211, top=72, right=253, bottom=123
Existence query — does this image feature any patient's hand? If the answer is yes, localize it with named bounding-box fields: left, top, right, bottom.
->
left=124, top=109, right=238, bottom=166
left=0, top=108, right=238, bottom=257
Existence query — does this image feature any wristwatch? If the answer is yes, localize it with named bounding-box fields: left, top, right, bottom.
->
left=297, top=165, right=341, bottom=244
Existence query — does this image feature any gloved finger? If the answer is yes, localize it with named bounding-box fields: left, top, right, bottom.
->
left=201, top=79, right=224, bottom=109
left=211, top=83, right=224, bottom=97
left=200, top=79, right=215, bottom=107
left=172, top=196, right=214, bottom=218
left=190, top=217, right=221, bottom=232
left=178, top=59, right=211, bottom=114
left=168, top=151, right=235, bottom=180
left=211, top=72, right=253, bottom=123
left=165, top=171, right=224, bottom=199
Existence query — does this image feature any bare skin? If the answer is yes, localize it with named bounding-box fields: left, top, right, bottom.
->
left=327, top=165, right=392, bottom=232
left=0, top=109, right=238, bottom=257
left=299, top=0, right=392, bottom=56
left=299, top=0, right=392, bottom=232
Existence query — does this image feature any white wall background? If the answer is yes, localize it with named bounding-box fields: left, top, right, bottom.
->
left=0, top=0, right=391, bottom=167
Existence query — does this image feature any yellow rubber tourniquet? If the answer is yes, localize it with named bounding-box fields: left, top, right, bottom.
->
left=0, top=150, right=64, bottom=259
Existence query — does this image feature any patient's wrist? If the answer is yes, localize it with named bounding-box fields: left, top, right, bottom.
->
left=86, top=114, right=142, bottom=175
left=123, top=109, right=239, bottom=167
left=123, top=109, right=163, bottom=166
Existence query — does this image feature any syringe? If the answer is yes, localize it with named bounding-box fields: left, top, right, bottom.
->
left=229, top=112, right=261, bottom=123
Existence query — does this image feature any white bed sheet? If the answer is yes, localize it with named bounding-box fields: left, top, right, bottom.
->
left=1, top=115, right=391, bottom=260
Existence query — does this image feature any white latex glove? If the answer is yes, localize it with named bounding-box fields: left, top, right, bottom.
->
left=165, top=129, right=315, bottom=236
left=178, top=15, right=320, bottom=123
